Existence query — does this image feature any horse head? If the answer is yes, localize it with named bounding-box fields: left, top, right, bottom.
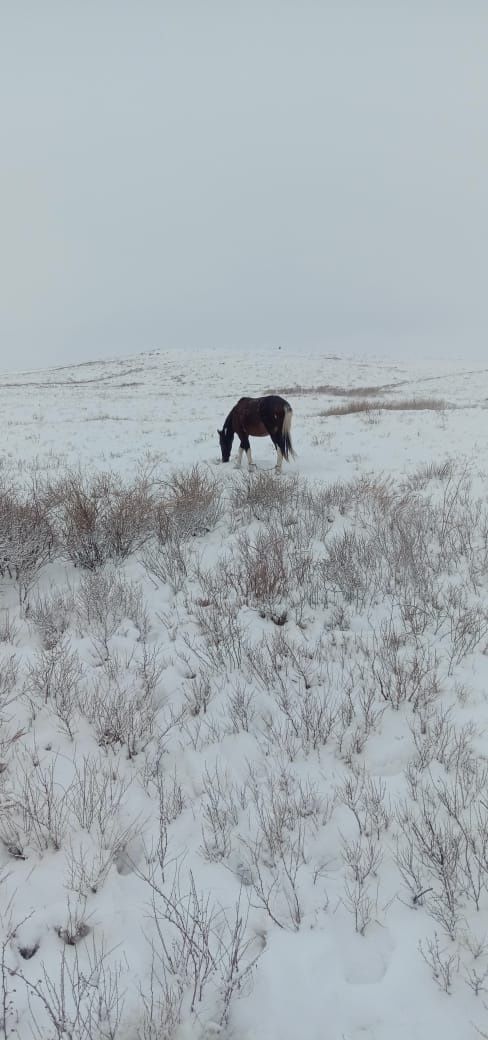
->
left=218, top=427, right=233, bottom=462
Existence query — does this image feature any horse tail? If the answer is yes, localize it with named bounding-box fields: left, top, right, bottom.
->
left=281, top=403, right=295, bottom=461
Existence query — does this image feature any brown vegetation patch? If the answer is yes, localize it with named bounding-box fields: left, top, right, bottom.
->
left=321, top=397, right=448, bottom=418
left=269, top=382, right=403, bottom=397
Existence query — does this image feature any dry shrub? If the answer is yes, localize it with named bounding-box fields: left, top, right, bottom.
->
left=0, top=610, right=20, bottom=645
left=28, top=584, right=76, bottom=649
left=228, top=525, right=321, bottom=624
left=193, top=518, right=321, bottom=628
left=189, top=584, right=248, bottom=670
left=82, top=667, right=158, bottom=758
left=12, top=935, right=126, bottom=1040
left=355, top=623, right=441, bottom=711
left=297, top=474, right=396, bottom=541
left=8, top=753, right=73, bottom=852
left=156, top=465, right=223, bottom=542
left=230, top=471, right=299, bottom=518
left=101, top=473, right=155, bottom=557
left=0, top=651, right=21, bottom=765
left=0, top=489, right=54, bottom=602
left=23, top=637, right=83, bottom=739
left=323, top=529, right=384, bottom=610
left=145, top=467, right=222, bottom=592
left=76, top=568, right=148, bottom=649
left=143, top=537, right=192, bottom=594
left=401, top=459, right=455, bottom=491
left=53, top=470, right=155, bottom=569
left=349, top=474, right=397, bottom=513
left=68, top=754, right=134, bottom=839
left=321, top=397, right=447, bottom=418
left=234, top=529, right=290, bottom=614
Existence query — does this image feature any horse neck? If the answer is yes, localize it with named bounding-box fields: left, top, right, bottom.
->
left=223, top=408, right=235, bottom=435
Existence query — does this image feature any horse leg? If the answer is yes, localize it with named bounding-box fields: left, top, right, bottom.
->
left=235, top=445, right=244, bottom=469
left=266, top=430, right=283, bottom=473
left=240, top=434, right=254, bottom=467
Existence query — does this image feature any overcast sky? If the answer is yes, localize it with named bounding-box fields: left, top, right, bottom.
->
left=1, top=2, right=487, bottom=370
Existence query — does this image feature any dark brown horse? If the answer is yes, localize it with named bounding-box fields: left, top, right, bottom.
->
left=218, top=395, right=295, bottom=472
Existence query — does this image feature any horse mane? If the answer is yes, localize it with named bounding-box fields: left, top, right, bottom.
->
left=222, top=408, right=235, bottom=436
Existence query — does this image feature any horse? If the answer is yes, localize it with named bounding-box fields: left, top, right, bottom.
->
left=218, top=395, right=295, bottom=472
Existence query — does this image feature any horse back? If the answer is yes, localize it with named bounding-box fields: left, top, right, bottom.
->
left=231, top=394, right=293, bottom=440
left=233, top=396, right=267, bottom=437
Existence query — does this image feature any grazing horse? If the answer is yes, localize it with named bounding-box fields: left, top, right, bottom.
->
left=218, top=395, right=295, bottom=472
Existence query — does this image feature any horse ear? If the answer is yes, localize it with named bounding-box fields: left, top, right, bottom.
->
left=217, top=429, right=222, bottom=435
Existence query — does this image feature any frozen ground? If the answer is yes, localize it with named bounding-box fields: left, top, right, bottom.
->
left=1, top=348, right=488, bottom=1039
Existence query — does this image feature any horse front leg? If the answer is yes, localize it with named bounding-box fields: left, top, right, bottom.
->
left=241, top=435, right=255, bottom=468
left=235, top=445, right=244, bottom=469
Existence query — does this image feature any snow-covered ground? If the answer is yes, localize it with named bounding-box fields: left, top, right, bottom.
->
left=3, top=348, right=488, bottom=482
left=2, top=348, right=488, bottom=1039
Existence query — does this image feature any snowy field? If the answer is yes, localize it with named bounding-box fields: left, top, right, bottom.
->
left=2, top=348, right=488, bottom=1039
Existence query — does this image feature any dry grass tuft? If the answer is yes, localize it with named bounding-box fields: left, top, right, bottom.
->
left=321, top=397, right=448, bottom=418
left=271, top=382, right=402, bottom=397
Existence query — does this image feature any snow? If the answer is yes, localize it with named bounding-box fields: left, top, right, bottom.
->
left=1, top=347, right=488, bottom=1039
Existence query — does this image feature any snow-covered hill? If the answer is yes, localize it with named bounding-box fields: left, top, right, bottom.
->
left=2, top=348, right=488, bottom=1040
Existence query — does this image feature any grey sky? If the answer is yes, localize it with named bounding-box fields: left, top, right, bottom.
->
left=1, top=2, right=487, bottom=370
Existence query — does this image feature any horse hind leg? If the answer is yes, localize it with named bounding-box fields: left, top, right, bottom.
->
left=268, top=433, right=284, bottom=473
